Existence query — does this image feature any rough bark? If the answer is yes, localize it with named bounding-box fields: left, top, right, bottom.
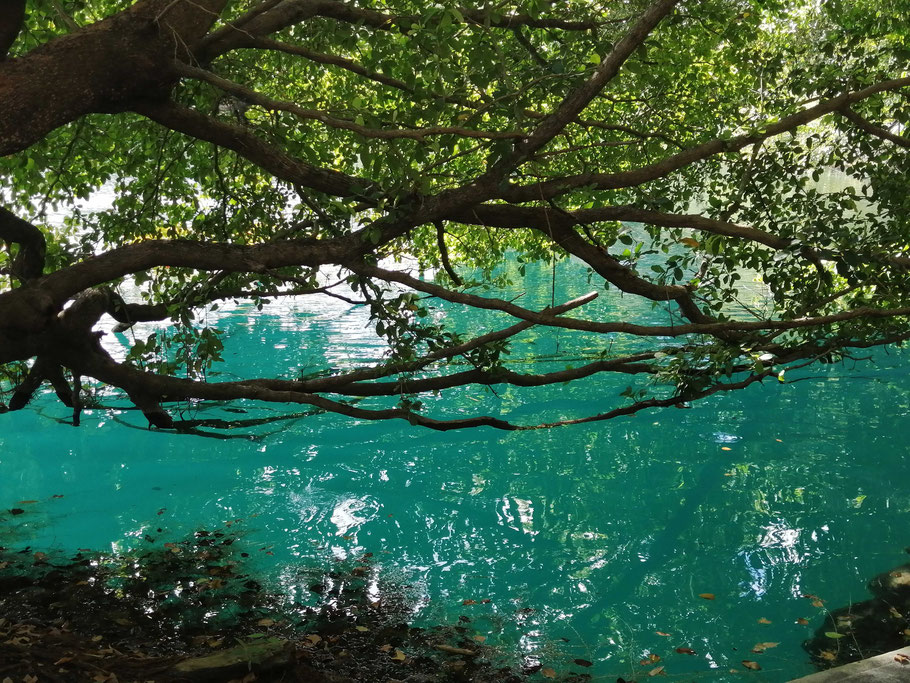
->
left=0, top=0, right=227, bottom=156
left=0, top=206, right=46, bottom=281
left=0, top=0, right=26, bottom=60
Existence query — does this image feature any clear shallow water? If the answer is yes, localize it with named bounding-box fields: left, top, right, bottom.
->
left=2, top=258, right=910, bottom=681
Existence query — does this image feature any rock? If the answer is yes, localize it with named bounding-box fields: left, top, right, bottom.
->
left=869, top=564, right=910, bottom=600
left=804, top=597, right=910, bottom=669
left=172, top=637, right=293, bottom=680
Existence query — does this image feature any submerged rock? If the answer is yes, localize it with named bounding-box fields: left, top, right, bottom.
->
left=869, top=564, right=910, bottom=600
left=804, top=564, right=910, bottom=668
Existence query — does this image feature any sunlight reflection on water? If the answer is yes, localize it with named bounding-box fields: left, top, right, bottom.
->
left=2, top=254, right=910, bottom=681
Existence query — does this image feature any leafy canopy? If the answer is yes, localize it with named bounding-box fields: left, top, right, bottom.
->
left=1, top=0, right=910, bottom=431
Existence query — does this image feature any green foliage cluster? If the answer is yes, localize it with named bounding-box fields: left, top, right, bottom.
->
left=2, top=0, right=910, bottom=429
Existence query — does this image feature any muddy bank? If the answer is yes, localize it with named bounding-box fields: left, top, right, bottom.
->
left=0, top=526, right=570, bottom=682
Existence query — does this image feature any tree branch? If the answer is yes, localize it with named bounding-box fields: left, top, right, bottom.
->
left=135, top=100, right=380, bottom=199
left=840, top=106, right=910, bottom=149
left=435, top=221, right=462, bottom=286
left=0, top=0, right=229, bottom=157
left=176, top=62, right=524, bottom=140
left=484, top=0, right=680, bottom=177
left=0, top=207, right=46, bottom=282
left=0, top=0, right=26, bottom=60
left=348, top=261, right=910, bottom=337
left=498, top=76, right=910, bottom=202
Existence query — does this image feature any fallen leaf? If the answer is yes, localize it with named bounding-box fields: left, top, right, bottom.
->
left=656, top=631, right=672, bottom=637
left=825, top=632, right=845, bottom=639
left=17, top=500, right=38, bottom=505
left=54, top=656, right=74, bottom=665
left=698, top=593, right=716, bottom=600
left=156, top=508, right=166, bottom=515
left=797, top=618, right=809, bottom=625
left=391, top=649, right=406, bottom=661
left=573, top=658, right=593, bottom=667
left=676, top=647, right=696, bottom=655
left=91, top=635, right=103, bottom=642
left=757, top=617, right=772, bottom=624
left=33, top=552, right=47, bottom=562
left=721, top=447, right=732, bottom=451
left=648, top=665, right=665, bottom=676
left=812, top=599, right=825, bottom=608
left=473, top=635, right=486, bottom=643
left=904, top=629, right=910, bottom=637
left=355, top=626, right=369, bottom=632
left=895, top=654, right=910, bottom=665
left=819, top=651, right=837, bottom=662
left=648, top=653, right=661, bottom=663
left=890, top=607, right=903, bottom=619
left=752, top=642, right=779, bottom=653
left=742, top=660, right=761, bottom=670
left=257, top=618, right=275, bottom=627
left=541, top=668, right=556, bottom=679
left=481, top=598, right=492, bottom=604
left=775, top=439, right=783, bottom=442
left=379, top=644, right=392, bottom=652
left=435, top=645, right=475, bottom=656
left=462, top=599, right=477, bottom=605
left=2, top=676, right=12, bottom=683
left=305, top=634, right=322, bottom=645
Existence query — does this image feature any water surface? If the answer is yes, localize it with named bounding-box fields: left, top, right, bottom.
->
left=2, top=258, right=908, bottom=681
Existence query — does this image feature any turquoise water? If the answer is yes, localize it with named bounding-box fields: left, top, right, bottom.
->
left=2, top=258, right=910, bottom=681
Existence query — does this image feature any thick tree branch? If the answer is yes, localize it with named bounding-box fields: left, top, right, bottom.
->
left=0, top=0, right=26, bottom=60
left=135, top=100, right=380, bottom=199
left=0, top=0, right=228, bottom=156
left=334, top=359, right=657, bottom=396
left=840, top=106, right=910, bottom=149
left=0, top=207, right=46, bottom=282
